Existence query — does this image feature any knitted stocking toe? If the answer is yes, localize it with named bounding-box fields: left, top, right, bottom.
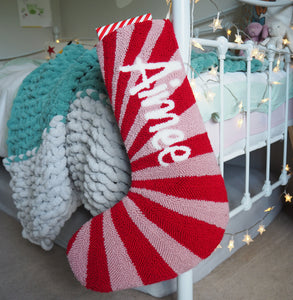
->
left=67, top=19, right=229, bottom=292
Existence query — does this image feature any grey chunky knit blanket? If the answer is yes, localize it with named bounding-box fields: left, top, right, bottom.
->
left=3, top=44, right=131, bottom=250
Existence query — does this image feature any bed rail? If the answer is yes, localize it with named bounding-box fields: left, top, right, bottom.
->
left=190, top=36, right=291, bottom=217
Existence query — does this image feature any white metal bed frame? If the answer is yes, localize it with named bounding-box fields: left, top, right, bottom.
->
left=172, top=1, right=291, bottom=299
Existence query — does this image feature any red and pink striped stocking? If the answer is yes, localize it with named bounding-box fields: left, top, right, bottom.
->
left=67, top=19, right=229, bottom=292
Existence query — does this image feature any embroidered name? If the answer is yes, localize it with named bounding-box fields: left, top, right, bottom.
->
left=120, top=57, right=191, bottom=166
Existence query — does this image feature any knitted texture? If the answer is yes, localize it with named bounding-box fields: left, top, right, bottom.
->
left=190, top=51, right=264, bottom=77
left=66, top=90, right=131, bottom=216
left=67, top=19, right=229, bottom=292
left=5, top=115, right=76, bottom=250
left=3, top=44, right=131, bottom=249
left=6, top=44, right=107, bottom=157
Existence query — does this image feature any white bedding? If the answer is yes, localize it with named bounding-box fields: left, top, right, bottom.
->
left=192, top=67, right=293, bottom=159
left=0, top=59, right=44, bottom=157
left=206, top=99, right=293, bottom=160
left=0, top=57, right=292, bottom=161
left=195, top=68, right=293, bottom=122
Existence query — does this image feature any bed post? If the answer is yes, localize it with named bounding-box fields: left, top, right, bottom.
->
left=172, top=1, right=194, bottom=300
left=172, top=0, right=190, bottom=72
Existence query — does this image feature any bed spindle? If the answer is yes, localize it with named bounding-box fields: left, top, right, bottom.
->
left=241, top=43, right=253, bottom=210
left=279, top=49, right=291, bottom=186
left=263, top=47, right=275, bottom=197
left=217, top=36, right=228, bottom=176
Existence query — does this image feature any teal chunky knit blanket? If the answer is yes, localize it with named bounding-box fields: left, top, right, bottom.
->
left=3, top=44, right=131, bottom=250
left=190, top=51, right=265, bottom=77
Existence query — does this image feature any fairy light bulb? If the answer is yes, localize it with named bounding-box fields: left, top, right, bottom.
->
left=261, top=98, right=269, bottom=104
left=271, top=81, right=281, bottom=85
left=190, top=78, right=196, bottom=90
left=264, top=206, right=274, bottom=212
left=193, top=90, right=202, bottom=99
left=237, top=115, right=244, bottom=128
left=192, top=41, right=204, bottom=51
left=209, top=12, right=223, bottom=32
left=257, top=224, right=266, bottom=235
left=273, top=58, right=280, bottom=72
left=285, top=164, right=290, bottom=172
left=243, top=231, right=253, bottom=245
left=227, top=29, right=232, bottom=36
left=206, top=90, right=216, bottom=102
left=284, top=193, right=292, bottom=203
left=209, top=66, right=218, bottom=76
left=234, top=30, right=243, bottom=44
left=283, top=38, right=290, bottom=46
left=227, top=237, right=235, bottom=252
left=251, top=47, right=259, bottom=58
left=255, top=51, right=265, bottom=62
left=238, top=101, right=243, bottom=112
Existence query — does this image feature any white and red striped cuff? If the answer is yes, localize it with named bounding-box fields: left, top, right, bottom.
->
left=96, top=13, right=152, bottom=41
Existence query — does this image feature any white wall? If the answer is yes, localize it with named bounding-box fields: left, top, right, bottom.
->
left=194, top=0, right=239, bottom=18
left=59, top=0, right=168, bottom=39
left=192, top=0, right=240, bottom=38
left=58, top=0, right=241, bottom=40
left=0, top=0, right=61, bottom=59
left=0, top=0, right=241, bottom=60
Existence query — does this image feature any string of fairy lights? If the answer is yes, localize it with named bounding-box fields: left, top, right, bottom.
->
left=219, top=177, right=292, bottom=252
left=166, top=0, right=292, bottom=252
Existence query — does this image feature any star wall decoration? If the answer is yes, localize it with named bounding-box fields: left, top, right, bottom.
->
left=47, top=46, right=55, bottom=56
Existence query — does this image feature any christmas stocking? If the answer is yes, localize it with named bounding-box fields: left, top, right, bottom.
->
left=67, top=18, right=229, bottom=292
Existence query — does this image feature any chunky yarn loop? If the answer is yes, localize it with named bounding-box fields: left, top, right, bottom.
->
left=3, top=44, right=131, bottom=249
left=67, top=19, right=229, bottom=292
left=6, top=44, right=107, bottom=159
